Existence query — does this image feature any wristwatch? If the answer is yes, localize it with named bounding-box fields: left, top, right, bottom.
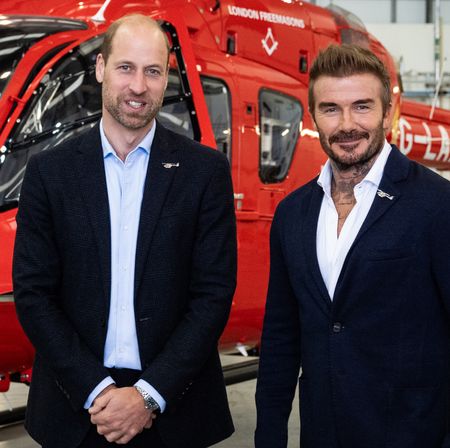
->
left=134, top=385, right=160, bottom=413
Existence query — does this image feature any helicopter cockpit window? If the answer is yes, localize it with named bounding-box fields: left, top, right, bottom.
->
left=157, top=65, right=194, bottom=140
left=200, top=76, right=231, bottom=160
left=0, top=24, right=199, bottom=209
left=16, top=35, right=103, bottom=142
left=0, top=16, right=87, bottom=97
left=259, top=89, right=302, bottom=183
left=0, top=35, right=103, bottom=210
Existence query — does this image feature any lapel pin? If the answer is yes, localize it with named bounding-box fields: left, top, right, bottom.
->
left=376, top=189, right=394, bottom=200
left=162, top=162, right=180, bottom=169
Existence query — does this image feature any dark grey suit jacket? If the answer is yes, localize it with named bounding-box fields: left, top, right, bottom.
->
left=256, top=146, right=450, bottom=448
left=13, top=122, right=237, bottom=448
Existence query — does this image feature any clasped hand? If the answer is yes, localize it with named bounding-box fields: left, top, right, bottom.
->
left=89, top=385, right=156, bottom=444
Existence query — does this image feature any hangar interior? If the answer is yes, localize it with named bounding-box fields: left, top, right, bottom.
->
left=1, top=1, right=449, bottom=448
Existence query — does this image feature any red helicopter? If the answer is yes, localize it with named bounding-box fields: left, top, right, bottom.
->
left=0, top=0, right=449, bottom=393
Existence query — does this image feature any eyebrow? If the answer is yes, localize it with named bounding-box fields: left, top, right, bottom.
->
left=116, top=60, right=165, bottom=70
left=318, top=102, right=337, bottom=109
left=317, top=98, right=376, bottom=109
left=353, top=99, right=375, bottom=105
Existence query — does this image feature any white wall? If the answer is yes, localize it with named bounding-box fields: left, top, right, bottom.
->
left=327, top=0, right=392, bottom=22
left=397, top=0, right=427, bottom=23
left=366, top=23, right=450, bottom=73
left=312, top=0, right=450, bottom=24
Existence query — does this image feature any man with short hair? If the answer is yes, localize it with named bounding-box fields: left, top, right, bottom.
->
left=13, top=14, right=236, bottom=448
left=255, top=44, right=450, bottom=448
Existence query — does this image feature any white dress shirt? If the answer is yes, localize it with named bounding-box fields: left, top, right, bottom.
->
left=316, top=141, right=392, bottom=300
left=84, top=120, right=165, bottom=411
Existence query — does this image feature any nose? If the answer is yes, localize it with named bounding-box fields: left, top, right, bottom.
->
left=339, top=109, right=356, bottom=132
left=129, top=71, right=147, bottom=95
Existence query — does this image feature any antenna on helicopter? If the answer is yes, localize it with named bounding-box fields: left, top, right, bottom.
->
left=91, top=0, right=112, bottom=23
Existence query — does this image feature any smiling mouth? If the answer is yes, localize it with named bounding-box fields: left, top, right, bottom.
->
left=329, top=131, right=369, bottom=148
left=126, top=100, right=146, bottom=109
left=336, top=141, right=361, bottom=151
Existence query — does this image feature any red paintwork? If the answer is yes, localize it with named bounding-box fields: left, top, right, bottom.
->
left=0, top=209, right=16, bottom=293
left=0, top=0, right=449, bottom=390
left=0, top=302, right=34, bottom=379
left=398, top=100, right=450, bottom=168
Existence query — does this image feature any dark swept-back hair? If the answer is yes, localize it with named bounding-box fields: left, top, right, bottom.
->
left=308, top=44, right=391, bottom=116
left=100, top=13, right=170, bottom=66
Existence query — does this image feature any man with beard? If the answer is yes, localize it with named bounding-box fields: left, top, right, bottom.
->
left=13, top=14, right=236, bottom=448
left=255, top=44, right=450, bottom=448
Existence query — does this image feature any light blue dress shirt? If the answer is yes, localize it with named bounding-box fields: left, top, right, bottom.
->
left=84, top=120, right=166, bottom=412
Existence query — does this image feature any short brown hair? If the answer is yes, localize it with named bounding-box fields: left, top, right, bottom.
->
left=308, top=44, right=391, bottom=116
left=100, top=14, right=170, bottom=65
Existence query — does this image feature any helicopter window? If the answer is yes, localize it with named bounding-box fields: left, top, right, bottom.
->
left=14, top=35, right=103, bottom=143
left=259, top=89, right=302, bottom=183
left=200, top=76, right=231, bottom=160
left=0, top=35, right=103, bottom=211
left=157, top=66, right=194, bottom=140
left=0, top=16, right=87, bottom=97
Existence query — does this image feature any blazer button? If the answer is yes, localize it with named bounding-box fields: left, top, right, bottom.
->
left=332, top=322, right=343, bottom=333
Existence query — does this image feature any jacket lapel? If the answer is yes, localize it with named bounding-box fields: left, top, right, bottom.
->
left=350, top=146, right=409, bottom=246
left=75, top=124, right=111, bottom=305
left=302, top=181, right=333, bottom=312
left=134, top=123, right=179, bottom=298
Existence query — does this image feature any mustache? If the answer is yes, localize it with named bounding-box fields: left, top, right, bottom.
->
left=329, top=130, right=370, bottom=145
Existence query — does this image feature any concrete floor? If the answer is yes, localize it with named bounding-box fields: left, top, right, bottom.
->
left=213, top=379, right=300, bottom=448
left=0, top=377, right=300, bottom=448
left=0, top=383, right=37, bottom=448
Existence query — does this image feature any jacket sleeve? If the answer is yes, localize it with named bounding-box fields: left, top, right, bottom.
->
left=140, top=153, right=237, bottom=406
left=13, top=155, right=109, bottom=411
left=255, top=204, right=301, bottom=448
left=430, top=190, right=450, bottom=448
left=431, top=190, right=450, bottom=321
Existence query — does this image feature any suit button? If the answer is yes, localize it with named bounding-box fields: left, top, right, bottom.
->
left=332, top=322, right=343, bottom=333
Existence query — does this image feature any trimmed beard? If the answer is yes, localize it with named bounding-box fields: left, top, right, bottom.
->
left=318, top=120, right=386, bottom=172
left=102, top=86, right=164, bottom=130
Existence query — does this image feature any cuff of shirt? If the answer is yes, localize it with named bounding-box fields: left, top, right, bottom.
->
left=134, top=379, right=166, bottom=413
left=83, top=376, right=116, bottom=409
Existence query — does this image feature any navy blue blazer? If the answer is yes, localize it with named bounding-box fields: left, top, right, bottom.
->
left=255, top=146, right=450, bottom=448
left=13, top=122, right=237, bottom=448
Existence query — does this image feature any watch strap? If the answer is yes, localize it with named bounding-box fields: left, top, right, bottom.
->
left=134, top=385, right=160, bottom=413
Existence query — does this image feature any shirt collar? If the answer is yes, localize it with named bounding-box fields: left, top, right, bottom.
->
left=100, top=118, right=156, bottom=159
left=317, top=140, right=392, bottom=197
